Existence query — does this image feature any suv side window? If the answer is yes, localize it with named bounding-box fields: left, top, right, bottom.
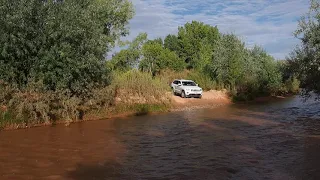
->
left=177, top=81, right=181, bottom=84
left=173, top=81, right=178, bottom=84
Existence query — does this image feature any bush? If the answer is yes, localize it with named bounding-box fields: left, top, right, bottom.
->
left=0, top=0, right=133, bottom=97
left=0, top=79, right=116, bottom=128
left=157, top=69, right=190, bottom=86
left=0, top=70, right=173, bottom=129
left=280, top=76, right=301, bottom=95
left=186, top=71, right=217, bottom=91
left=111, top=70, right=171, bottom=105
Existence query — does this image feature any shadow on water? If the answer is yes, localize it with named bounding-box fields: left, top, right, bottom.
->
left=134, top=106, right=149, bottom=116
left=66, top=160, right=131, bottom=180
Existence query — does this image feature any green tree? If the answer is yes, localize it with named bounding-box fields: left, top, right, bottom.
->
left=177, top=21, right=219, bottom=69
left=0, top=0, right=134, bottom=97
left=108, top=33, right=147, bottom=71
left=207, top=34, right=246, bottom=90
left=289, top=0, right=320, bottom=95
left=140, top=41, right=184, bottom=76
left=152, top=38, right=163, bottom=46
left=164, top=34, right=180, bottom=53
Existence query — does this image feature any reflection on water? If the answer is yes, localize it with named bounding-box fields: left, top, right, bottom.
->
left=0, top=96, right=319, bottom=180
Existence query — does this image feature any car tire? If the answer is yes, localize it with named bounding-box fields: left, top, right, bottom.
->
left=172, top=89, right=177, bottom=96
left=181, top=91, right=186, bottom=98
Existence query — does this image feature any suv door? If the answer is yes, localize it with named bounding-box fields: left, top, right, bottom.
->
left=176, top=81, right=182, bottom=94
left=172, top=80, right=178, bottom=92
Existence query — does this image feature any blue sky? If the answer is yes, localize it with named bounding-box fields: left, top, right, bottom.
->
left=117, top=0, right=310, bottom=59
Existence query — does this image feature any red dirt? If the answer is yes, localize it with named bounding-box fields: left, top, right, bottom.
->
left=170, top=90, right=232, bottom=111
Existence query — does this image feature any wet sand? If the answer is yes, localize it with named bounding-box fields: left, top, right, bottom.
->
left=170, top=90, right=231, bottom=111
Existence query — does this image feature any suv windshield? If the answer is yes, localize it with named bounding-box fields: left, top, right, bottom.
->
left=182, top=81, right=196, bottom=86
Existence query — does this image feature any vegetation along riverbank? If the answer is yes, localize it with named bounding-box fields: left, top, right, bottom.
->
left=2, top=0, right=319, bottom=130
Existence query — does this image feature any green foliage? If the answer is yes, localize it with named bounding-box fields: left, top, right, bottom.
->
left=1, top=0, right=300, bottom=129
left=107, top=49, right=140, bottom=72
left=186, top=71, right=217, bottom=91
left=140, top=41, right=184, bottom=75
left=250, top=46, right=283, bottom=95
left=157, top=69, right=190, bottom=85
left=0, top=0, right=134, bottom=127
left=111, top=20, right=289, bottom=101
left=111, top=70, right=170, bottom=105
left=0, top=79, right=116, bottom=127
left=177, top=21, right=220, bottom=69
left=285, top=76, right=301, bottom=94
left=289, top=0, right=320, bottom=96
left=0, top=0, right=134, bottom=97
left=164, top=34, right=180, bottom=53
left=107, top=32, right=148, bottom=71
left=208, top=34, right=247, bottom=89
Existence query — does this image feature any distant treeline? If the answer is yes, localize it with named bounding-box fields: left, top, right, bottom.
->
left=108, top=21, right=300, bottom=100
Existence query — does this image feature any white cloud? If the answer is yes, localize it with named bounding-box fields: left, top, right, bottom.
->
left=114, top=0, right=310, bottom=59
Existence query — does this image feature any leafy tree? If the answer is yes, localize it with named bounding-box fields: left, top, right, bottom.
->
left=247, top=46, right=282, bottom=95
left=164, top=34, right=180, bottom=53
left=108, top=33, right=147, bottom=71
left=152, top=38, right=163, bottom=46
left=140, top=41, right=184, bottom=76
left=177, top=21, right=219, bottom=69
left=289, top=0, right=320, bottom=95
left=0, top=0, right=134, bottom=97
left=110, top=21, right=287, bottom=101
left=206, top=34, right=246, bottom=90
left=107, top=49, right=139, bottom=72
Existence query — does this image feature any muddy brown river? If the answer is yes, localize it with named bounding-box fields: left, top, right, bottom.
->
left=0, top=96, right=319, bottom=180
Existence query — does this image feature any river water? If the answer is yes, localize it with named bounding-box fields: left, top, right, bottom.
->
left=0, top=96, right=319, bottom=180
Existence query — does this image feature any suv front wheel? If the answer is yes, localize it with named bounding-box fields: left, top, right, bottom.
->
left=181, top=91, right=186, bottom=98
left=172, top=89, right=177, bottom=96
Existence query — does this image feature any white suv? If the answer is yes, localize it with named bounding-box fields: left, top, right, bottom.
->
left=170, top=79, right=203, bottom=98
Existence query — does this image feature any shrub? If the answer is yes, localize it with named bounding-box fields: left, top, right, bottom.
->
left=186, top=71, right=217, bottom=91
left=0, top=79, right=117, bottom=128
left=0, top=0, right=134, bottom=97
left=285, top=76, right=301, bottom=94
left=157, top=69, right=190, bottom=86
left=111, top=70, right=171, bottom=105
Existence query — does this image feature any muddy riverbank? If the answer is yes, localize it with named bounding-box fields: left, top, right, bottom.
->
left=1, top=90, right=231, bottom=131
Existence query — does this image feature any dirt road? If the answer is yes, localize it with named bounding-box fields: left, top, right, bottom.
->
left=170, top=90, right=231, bottom=111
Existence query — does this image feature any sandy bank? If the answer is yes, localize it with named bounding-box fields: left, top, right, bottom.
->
left=170, top=90, right=232, bottom=111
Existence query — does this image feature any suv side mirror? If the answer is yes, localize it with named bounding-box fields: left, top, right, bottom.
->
left=178, top=84, right=182, bottom=86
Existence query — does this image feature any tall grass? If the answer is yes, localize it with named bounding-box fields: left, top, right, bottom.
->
left=186, top=71, right=218, bottom=91
left=0, top=80, right=116, bottom=128
left=157, top=69, right=190, bottom=85
left=0, top=70, right=173, bottom=129
left=112, top=70, right=171, bottom=105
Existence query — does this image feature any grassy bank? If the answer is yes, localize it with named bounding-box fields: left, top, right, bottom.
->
left=0, top=70, right=172, bottom=130
left=0, top=69, right=300, bottom=130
